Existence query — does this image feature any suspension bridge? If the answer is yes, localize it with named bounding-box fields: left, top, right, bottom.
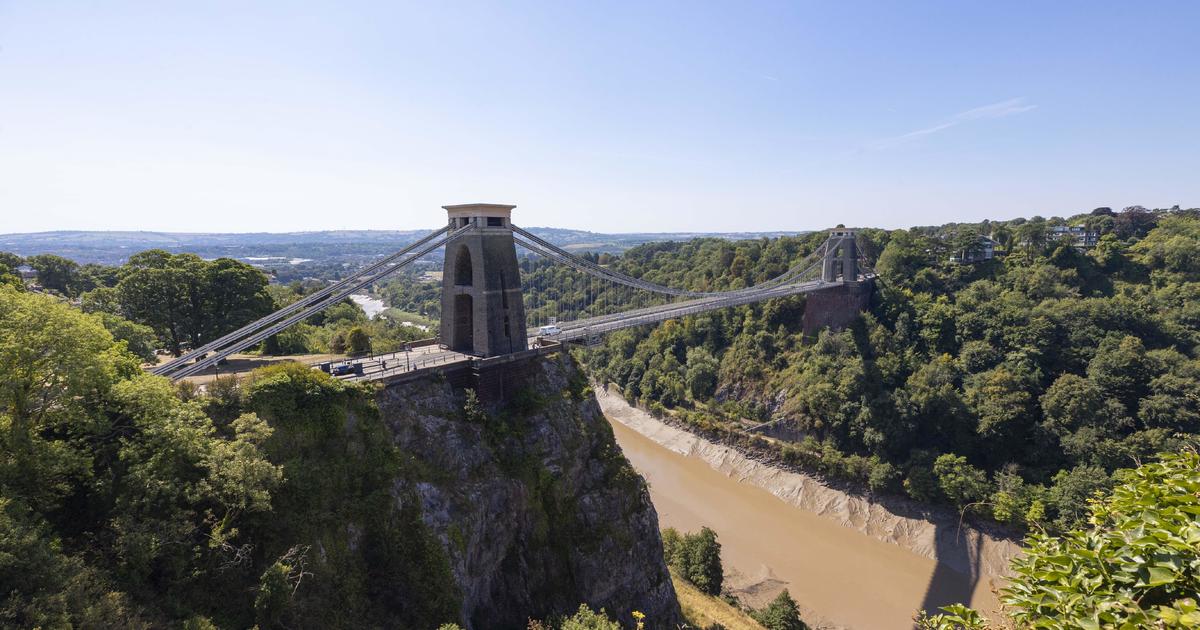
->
left=152, top=203, right=873, bottom=383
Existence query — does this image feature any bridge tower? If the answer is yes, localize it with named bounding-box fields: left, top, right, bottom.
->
left=440, top=203, right=528, bottom=357
left=822, top=229, right=859, bottom=282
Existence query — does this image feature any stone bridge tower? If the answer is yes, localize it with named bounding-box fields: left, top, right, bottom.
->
left=804, top=228, right=871, bottom=336
left=822, top=229, right=859, bottom=282
left=440, top=203, right=528, bottom=356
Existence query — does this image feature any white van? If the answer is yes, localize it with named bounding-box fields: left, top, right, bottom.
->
left=538, top=324, right=562, bottom=336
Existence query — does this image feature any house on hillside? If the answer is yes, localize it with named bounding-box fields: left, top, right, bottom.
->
left=949, top=236, right=999, bottom=264
left=16, top=264, right=37, bottom=281
left=1051, top=225, right=1099, bottom=249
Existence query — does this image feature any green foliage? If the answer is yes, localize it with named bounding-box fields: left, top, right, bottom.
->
left=998, top=451, right=1200, bottom=624
left=579, top=213, right=1200, bottom=533
left=751, top=589, right=808, bottom=630
left=559, top=603, right=622, bottom=630
left=346, top=325, right=372, bottom=355
left=94, top=311, right=159, bottom=362
left=254, top=558, right=295, bottom=627
left=915, top=603, right=995, bottom=629
left=0, top=252, right=21, bottom=276
left=0, top=498, right=145, bottom=628
left=241, top=362, right=461, bottom=628
left=463, top=388, right=489, bottom=423
left=932, top=454, right=990, bottom=509
left=926, top=450, right=1200, bottom=629
left=662, top=526, right=724, bottom=596
left=685, top=346, right=720, bottom=400
left=118, top=250, right=273, bottom=355
left=0, top=289, right=462, bottom=627
left=26, top=253, right=81, bottom=296
left=0, top=287, right=139, bottom=511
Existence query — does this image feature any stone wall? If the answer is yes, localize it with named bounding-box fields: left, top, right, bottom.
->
left=801, top=281, right=874, bottom=336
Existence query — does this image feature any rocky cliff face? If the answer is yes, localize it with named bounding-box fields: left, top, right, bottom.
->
left=376, top=353, right=680, bottom=629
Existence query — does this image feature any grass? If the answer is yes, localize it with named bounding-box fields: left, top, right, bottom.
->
left=379, top=308, right=435, bottom=329
left=672, top=571, right=765, bottom=630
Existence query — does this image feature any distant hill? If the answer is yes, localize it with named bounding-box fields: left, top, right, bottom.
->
left=0, top=228, right=808, bottom=266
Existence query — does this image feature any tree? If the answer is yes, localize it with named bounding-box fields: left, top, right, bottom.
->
left=932, top=454, right=990, bottom=509
left=79, top=286, right=122, bottom=315
left=752, top=589, right=808, bottom=630
left=117, top=251, right=272, bottom=356
left=202, top=258, right=274, bottom=342
left=684, top=347, right=719, bottom=400
left=1046, top=464, right=1110, bottom=531
left=117, top=250, right=192, bottom=355
left=681, top=527, right=723, bottom=596
left=1131, top=214, right=1200, bottom=281
left=1040, top=373, right=1111, bottom=434
left=964, top=364, right=1038, bottom=455
left=0, top=252, right=22, bottom=275
left=1113, top=205, right=1158, bottom=239
left=950, top=229, right=985, bottom=259
left=989, top=226, right=1013, bottom=251
left=26, top=254, right=81, bottom=296
left=662, top=526, right=724, bottom=596
left=94, top=312, right=159, bottom=362
left=0, top=498, right=142, bottom=628
left=1014, top=219, right=1049, bottom=252
left=1087, top=335, right=1157, bottom=415
left=0, top=287, right=139, bottom=510
left=875, top=230, right=930, bottom=285
left=346, top=326, right=371, bottom=355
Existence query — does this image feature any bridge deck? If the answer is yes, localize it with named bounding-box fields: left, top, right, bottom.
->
left=327, top=278, right=862, bottom=383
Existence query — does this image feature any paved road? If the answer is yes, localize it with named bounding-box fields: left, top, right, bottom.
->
left=333, top=337, right=546, bottom=382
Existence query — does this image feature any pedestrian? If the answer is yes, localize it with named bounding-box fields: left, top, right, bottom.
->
left=382, top=360, right=388, bottom=370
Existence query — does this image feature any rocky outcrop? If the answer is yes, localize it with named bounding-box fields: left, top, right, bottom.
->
left=376, top=353, right=680, bottom=629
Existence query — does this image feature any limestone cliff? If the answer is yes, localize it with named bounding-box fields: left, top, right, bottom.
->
left=376, top=353, right=680, bottom=629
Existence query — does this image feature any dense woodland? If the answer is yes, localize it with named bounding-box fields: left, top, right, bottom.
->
left=576, top=206, right=1200, bottom=534
left=0, top=249, right=428, bottom=363
left=0, top=287, right=463, bottom=627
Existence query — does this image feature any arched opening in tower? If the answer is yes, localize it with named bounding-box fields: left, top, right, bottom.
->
left=454, top=244, right=473, bottom=286
left=453, top=293, right=473, bottom=351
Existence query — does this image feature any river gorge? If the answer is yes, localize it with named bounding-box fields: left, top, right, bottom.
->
left=599, top=386, right=1020, bottom=629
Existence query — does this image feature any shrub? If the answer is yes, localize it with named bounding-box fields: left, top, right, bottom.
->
left=560, top=604, right=621, bottom=630
left=751, top=589, right=808, bottom=630
left=661, top=527, right=723, bottom=596
left=346, top=326, right=371, bottom=355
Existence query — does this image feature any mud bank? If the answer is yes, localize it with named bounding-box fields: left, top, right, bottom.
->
left=598, top=385, right=1022, bottom=627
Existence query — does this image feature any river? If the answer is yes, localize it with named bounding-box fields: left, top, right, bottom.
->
left=601, top=389, right=1012, bottom=629
left=349, top=294, right=388, bottom=319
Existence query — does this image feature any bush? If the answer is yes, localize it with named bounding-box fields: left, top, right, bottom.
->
left=932, top=454, right=991, bottom=509
left=1005, top=450, right=1200, bottom=626
left=920, top=450, right=1200, bottom=628
left=751, top=589, right=808, bottom=630
left=661, top=527, right=723, bottom=596
left=346, top=326, right=371, bottom=355
left=559, top=604, right=621, bottom=630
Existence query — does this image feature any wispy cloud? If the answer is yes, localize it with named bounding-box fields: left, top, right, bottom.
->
left=867, top=97, right=1036, bottom=151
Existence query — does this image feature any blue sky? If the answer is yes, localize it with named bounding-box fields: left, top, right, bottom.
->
left=1, top=1, right=1197, bottom=233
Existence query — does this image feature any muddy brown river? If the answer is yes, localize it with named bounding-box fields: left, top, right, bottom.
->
left=607, top=408, right=1004, bottom=629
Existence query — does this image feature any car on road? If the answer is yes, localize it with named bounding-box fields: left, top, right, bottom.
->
left=330, top=363, right=363, bottom=376
left=538, top=324, right=562, bottom=336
